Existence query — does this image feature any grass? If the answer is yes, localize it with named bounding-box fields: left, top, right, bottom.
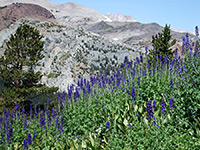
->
left=0, top=32, right=200, bottom=149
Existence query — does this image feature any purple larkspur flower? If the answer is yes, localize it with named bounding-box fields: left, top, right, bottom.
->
left=24, top=138, right=28, bottom=149
left=128, top=61, right=132, bottom=68
left=2, top=133, right=5, bottom=145
left=32, top=130, right=36, bottom=142
left=76, top=88, right=80, bottom=98
left=127, top=89, right=130, bottom=95
left=40, top=113, right=46, bottom=129
left=116, top=83, right=120, bottom=87
left=38, top=105, right=41, bottom=113
left=164, top=56, right=168, bottom=64
left=131, top=86, right=135, bottom=100
left=124, top=56, right=128, bottom=63
left=56, top=116, right=59, bottom=129
left=46, top=111, right=51, bottom=127
left=131, top=69, right=135, bottom=76
left=140, top=55, right=143, bottom=62
left=137, top=77, right=140, bottom=86
left=145, top=46, right=148, bottom=54
left=136, top=58, right=140, bottom=64
left=7, top=127, right=13, bottom=142
left=106, top=121, right=110, bottom=130
left=128, top=123, right=132, bottom=128
left=195, top=26, right=199, bottom=37
left=146, top=100, right=153, bottom=121
left=153, top=100, right=156, bottom=111
left=161, top=99, right=165, bottom=116
left=155, top=55, right=158, bottom=62
left=175, top=50, right=178, bottom=59
left=34, top=106, right=38, bottom=117
left=183, top=64, right=187, bottom=73
left=169, top=62, right=173, bottom=74
left=169, top=98, right=175, bottom=110
left=27, top=133, right=32, bottom=144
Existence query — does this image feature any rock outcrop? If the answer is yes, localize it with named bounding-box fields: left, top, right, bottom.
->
left=105, top=13, right=136, bottom=22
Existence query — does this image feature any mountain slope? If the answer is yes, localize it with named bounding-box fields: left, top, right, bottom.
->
left=0, top=3, right=55, bottom=30
left=0, top=0, right=112, bottom=23
left=0, top=19, right=141, bottom=91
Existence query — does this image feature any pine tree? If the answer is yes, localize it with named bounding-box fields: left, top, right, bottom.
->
left=148, top=24, right=176, bottom=60
left=0, top=24, right=58, bottom=108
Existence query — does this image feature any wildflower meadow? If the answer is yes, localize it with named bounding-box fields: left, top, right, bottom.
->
left=0, top=27, right=200, bottom=149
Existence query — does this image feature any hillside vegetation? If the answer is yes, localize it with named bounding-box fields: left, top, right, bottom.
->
left=0, top=27, right=200, bottom=149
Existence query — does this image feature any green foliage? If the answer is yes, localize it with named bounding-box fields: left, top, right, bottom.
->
left=0, top=24, right=58, bottom=109
left=0, top=26, right=200, bottom=149
left=148, top=24, right=176, bottom=60
left=0, top=6, right=7, bottom=10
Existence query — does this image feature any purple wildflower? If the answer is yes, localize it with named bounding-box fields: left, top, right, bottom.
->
left=127, top=89, right=130, bottom=95
left=183, top=64, right=187, bottom=73
left=136, top=58, right=140, bottom=64
left=153, top=100, right=156, bottom=111
left=34, top=106, right=37, bottom=117
left=24, top=138, right=28, bottom=149
left=75, top=88, right=80, bottom=98
left=56, top=116, right=59, bottom=129
left=87, top=81, right=91, bottom=94
left=39, top=113, right=46, bottom=129
left=106, top=121, right=110, bottom=130
left=155, top=55, right=158, bottom=62
left=124, top=56, right=128, bottom=63
left=7, top=127, right=13, bottom=142
left=146, top=100, right=153, bottom=121
left=195, top=26, right=199, bottom=37
left=27, top=133, right=32, bottom=144
left=145, top=46, right=148, bottom=54
left=140, top=55, right=143, bottom=62
left=128, top=123, right=132, bottom=128
left=2, top=133, right=5, bottom=145
left=164, top=56, right=168, bottom=64
left=161, top=99, right=165, bottom=116
left=32, top=130, right=36, bottom=142
left=131, top=86, right=135, bottom=100
left=38, top=105, right=40, bottom=113
left=169, top=98, right=175, bottom=110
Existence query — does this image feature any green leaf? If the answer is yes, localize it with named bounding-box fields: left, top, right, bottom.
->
left=89, top=132, right=95, bottom=147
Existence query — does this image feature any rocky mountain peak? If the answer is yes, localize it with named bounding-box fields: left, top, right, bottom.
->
left=105, top=13, right=136, bottom=22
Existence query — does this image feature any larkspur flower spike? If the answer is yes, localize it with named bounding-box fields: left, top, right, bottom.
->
left=106, top=121, right=110, bottom=130
left=195, top=26, right=199, bottom=37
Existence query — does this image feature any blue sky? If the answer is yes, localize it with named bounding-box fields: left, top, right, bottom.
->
left=49, top=0, right=199, bottom=32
